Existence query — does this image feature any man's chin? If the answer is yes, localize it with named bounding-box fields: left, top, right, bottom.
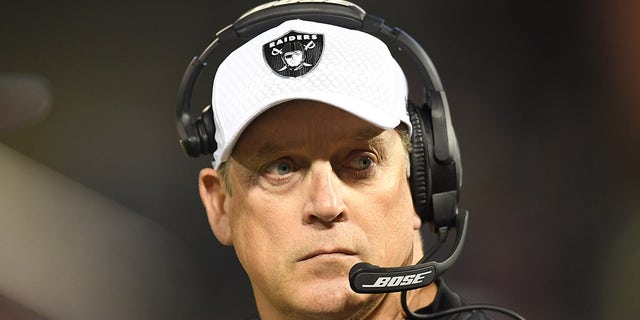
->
left=286, top=278, right=377, bottom=318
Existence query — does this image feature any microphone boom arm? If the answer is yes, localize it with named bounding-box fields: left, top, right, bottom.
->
left=349, top=210, right=468, bottom=294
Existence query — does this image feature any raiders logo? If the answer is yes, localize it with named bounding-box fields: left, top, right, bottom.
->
left=263, top=30, right=324, bottom=77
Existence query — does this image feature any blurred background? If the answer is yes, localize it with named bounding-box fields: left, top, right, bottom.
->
left=1, top=0, right=638, bottom=319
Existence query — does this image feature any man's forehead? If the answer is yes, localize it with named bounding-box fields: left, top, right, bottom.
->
left=240, top=124, right=388, bottom=155
left=253, top=126, right=386, bottom=152
left=231, top=130, right=395, bottom=172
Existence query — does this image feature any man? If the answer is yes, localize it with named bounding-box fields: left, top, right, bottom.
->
left=199, top=99, right=429, bottom=319
left=179, top=1, right=522, bottom=319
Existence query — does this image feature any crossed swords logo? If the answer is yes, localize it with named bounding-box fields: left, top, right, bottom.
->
left=271, top=40, right=316, bottom=71
left=263, top=31, right=324, bottom=77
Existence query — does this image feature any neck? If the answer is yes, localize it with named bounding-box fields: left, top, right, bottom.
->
left=356, top=282, right=438, bottom=320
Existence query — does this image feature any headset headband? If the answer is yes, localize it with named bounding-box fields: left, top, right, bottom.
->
left=176, top=0, right=462, bottom=229
left=177, top=0, right=453, bottom=165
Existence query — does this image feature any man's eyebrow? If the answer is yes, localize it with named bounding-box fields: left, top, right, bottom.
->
left=354, top=128, right=389, bottom=151
left=242, top=142, right=288, bottom=166
left=256, top=142, right=287, bottom=158
left=353, top=127, right=384, bottom=141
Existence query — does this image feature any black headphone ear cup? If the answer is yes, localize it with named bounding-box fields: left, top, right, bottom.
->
left=195, top=105, right=216, bottom=155
left=408, top=103, right=433, bottom=223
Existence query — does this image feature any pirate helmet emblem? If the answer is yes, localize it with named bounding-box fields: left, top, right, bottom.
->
left=263, top=30, right=324, bottom=77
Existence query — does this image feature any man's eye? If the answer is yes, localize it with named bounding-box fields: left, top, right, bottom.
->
left=265, top=160, right=294, bottom=176
left=349, top=155, right=374, bottom=170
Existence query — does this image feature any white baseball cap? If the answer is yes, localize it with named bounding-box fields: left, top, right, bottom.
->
left=211, top=19, right=410, bottom=168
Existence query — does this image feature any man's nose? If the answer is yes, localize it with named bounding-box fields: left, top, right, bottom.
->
left=302, top=161, right=347, bottom=224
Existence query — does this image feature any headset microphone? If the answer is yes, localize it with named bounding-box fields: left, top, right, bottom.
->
left=349, top=210, right=527, bottom=320
left=349, top=210, right=467, bottom=294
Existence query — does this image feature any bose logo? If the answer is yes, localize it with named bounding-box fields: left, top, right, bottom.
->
left=361, top=271, right=432, bottom=288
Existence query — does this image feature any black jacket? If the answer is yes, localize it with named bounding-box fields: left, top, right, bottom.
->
left=411, top=278, right=491, bottom=320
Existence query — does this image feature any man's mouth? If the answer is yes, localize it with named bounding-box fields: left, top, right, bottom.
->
left=299, top=248, right=356, bottom=262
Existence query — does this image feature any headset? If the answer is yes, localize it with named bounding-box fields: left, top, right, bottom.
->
left=176, top=1, right=525, bottom=319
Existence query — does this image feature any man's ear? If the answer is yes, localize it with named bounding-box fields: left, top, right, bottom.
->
left=199, top=167, right=233, bottom=246
left=413, top=212, right=422, bottom=231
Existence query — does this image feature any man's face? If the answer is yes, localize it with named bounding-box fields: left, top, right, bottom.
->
left=201, top=100, right=422, bottom=319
